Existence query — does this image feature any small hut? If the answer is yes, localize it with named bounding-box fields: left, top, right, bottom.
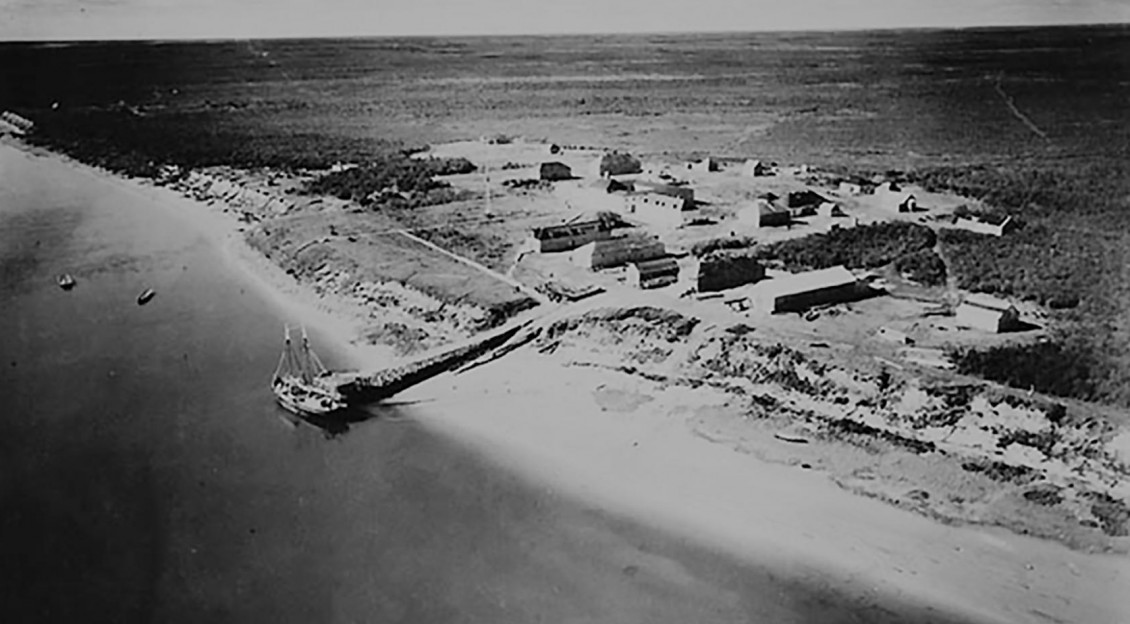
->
left=819, top=202, right=846, bottom=217
left=742, top=159, right=771, bottom=177
left=738, top=201, right=791, bottom=228
left=687, top=157, right=719, bottom=173
left=591, top=177, right=634, bottom=193
left=629, top=257, right=680, bottom=289
left=539, top=162, right=573, bottom=181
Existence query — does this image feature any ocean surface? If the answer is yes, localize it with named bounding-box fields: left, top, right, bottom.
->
left=0, top=145, right=988, bottom=623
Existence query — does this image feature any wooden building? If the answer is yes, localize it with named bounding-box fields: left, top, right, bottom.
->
left=629, top=257, right=680, bottom=289
left=954, top=294, right=1024, bottom=333
left=750, top=266, right=862, bottom=313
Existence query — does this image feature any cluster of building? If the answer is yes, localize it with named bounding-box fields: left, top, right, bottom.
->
left=523, top=148, right=1029, bottom=343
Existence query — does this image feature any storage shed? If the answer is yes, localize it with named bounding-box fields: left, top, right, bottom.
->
left=742, top=159, right=771, bottom=177
left=737, top=201, right=791, bottom=228
left=629, top=257, right=680, bottom=289
left=954, top=294, right=1024, bottom=333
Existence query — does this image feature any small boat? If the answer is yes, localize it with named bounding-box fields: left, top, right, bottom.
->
left=57, top=274, right=76, bottom=291
left=272, top=326, right=347, bottom=417
left=137, top=288, right=156, bottom=305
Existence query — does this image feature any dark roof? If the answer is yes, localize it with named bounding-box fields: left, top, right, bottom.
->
left=533, top=220, right=609, bottom=239
left=632, top=257, right=679, bottom=275
left=787, top=190, right=828, bottom=208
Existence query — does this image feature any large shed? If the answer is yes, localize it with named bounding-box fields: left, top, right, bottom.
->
left=628, top=257, right=680, bottom=289
left=750, top=266, right=861, bottom=313
left=954, top=294, right=1024, bottom=333
left=568, top=232, right=666, bottom=270
left=633, top=180, right=695, bottom=209
left=529, top=213, right=622, bottom=253
left=624, top=192, right=691, bottom=229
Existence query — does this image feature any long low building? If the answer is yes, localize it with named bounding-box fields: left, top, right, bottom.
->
left=529, top=214, right=622, bottom=253
left=750, top=265, right=862, bottom=313
left=568, top=231, right=666, bottom=270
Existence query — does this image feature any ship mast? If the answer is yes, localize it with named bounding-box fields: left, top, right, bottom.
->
left=300, top=326, right=313, bottom=383
left=274, top=325, right=292, bottom=382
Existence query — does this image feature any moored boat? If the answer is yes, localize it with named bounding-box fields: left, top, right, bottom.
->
left=272, top=326, right=347, bottom=417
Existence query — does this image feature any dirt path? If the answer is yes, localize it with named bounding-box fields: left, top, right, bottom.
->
left=396, top=229, right=551, bottom=306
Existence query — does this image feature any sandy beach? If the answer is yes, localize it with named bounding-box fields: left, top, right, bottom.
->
left=4, top=138, right=1128, bottom=624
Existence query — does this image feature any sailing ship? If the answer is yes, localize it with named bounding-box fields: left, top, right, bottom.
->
left=272, top=326, right=348, bottom=417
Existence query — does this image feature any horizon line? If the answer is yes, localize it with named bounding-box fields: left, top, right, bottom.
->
left=2, top=19, right=1127, bottom=45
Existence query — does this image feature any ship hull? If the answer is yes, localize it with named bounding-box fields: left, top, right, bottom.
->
left=273, top=393, right=343, bottom=418
left=272, top=378, right=347, bottom=417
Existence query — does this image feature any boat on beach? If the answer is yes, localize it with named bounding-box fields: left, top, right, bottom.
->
left=272, top=326, right=347, bottom=417
left=56, top=273, right=76, bottom=290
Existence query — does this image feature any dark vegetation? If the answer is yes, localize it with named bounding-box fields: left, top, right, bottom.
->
left=697, top=249, right=764, bottom=293
left=690, top=235, right=758, bottom=258
left=303, top=156, right=475, bottom=207
left=960, top=459, right=1036, bottom=485
left=902, top=160, right=1130, bottom=405
left=756, top=222, right=941, bottom=282
left=948, top=340, right=1099, bottom=402
left=893, top=249, right=947, bottom=286
left=938, top=227, right=1095, bottom=308
left=1085, top=491, right=1130, bottom=537
left=543, top=307, right=699, bottom=343
left=26, top=109, right=419, bottom=176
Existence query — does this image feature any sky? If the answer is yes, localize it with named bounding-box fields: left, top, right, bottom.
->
left=1, top=0, right=1128, bottom=41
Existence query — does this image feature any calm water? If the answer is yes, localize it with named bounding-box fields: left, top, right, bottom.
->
left=0, top=145, right=981, bottom=623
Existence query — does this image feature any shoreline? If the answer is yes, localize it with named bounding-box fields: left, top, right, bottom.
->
left=6, top=138, right=1129, bottom=624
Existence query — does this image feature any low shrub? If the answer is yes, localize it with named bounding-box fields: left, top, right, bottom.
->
left=690, top=235, right=757, bottom=257
left=757, top=221, right=936, bottom=271
left=893, top=249, right=947, bottom=286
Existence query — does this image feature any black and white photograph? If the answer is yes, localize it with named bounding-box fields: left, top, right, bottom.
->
left=1, top=1, right=1128, bottom=622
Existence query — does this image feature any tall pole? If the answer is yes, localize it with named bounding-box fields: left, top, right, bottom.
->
left=484, top=162, right=492, bottom=218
